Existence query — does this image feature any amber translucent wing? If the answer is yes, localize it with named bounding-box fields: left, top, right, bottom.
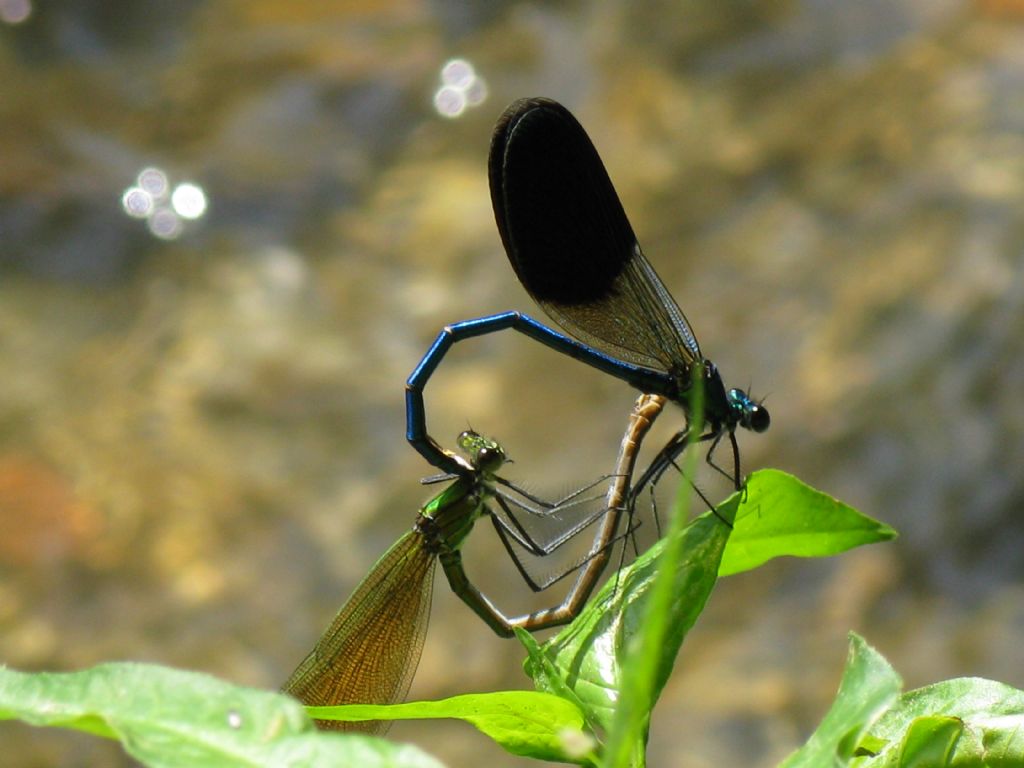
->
left=282, top=530, right=436, bottom=733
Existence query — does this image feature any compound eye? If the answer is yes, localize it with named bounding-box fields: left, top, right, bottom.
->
left=475, top=445, right=505, bottom=472
left=749, top=405, right=770, bottom=433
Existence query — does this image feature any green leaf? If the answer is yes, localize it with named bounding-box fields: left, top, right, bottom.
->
left=601, top=462, right=738, bottom=768
left=720, top=469, right=897, bottom=577
left=525, top=499, right=734, bottom=737
left=309, top=690, right=593, bottom=764
left=781, top=633, right=902, bottom=768
left=879, top=716, right=966, bottom=767
left=517, top=468, right=890, bottom=767
left=0, top=662, right=444, bottom=768
left=523, top=470, right=888, bottom=738
left=790, top=645, right=1024, bottom=767
left=515, top=628, right=598, bottom=737
left=854, top=677, right=1024, bottom=767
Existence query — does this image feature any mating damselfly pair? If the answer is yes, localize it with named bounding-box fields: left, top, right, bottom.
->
left=282, top=98, right=768, bottom=733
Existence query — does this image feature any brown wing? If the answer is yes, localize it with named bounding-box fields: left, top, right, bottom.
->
left=282, top=531, right=436, bottom=733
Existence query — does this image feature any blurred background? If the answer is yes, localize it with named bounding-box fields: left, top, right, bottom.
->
left=2, top=0, right=1024, bottom=765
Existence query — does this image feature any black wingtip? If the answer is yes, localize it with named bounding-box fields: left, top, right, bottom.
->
left=488, top=97, right=637, bottom=306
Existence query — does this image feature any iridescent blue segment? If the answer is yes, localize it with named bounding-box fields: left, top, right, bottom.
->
left=405, top=311, right=672, bottom=473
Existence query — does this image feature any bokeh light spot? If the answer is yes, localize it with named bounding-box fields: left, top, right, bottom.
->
left=122, top=168, right=207, bottom=240
left=433, top=58, right=487, bottom=118
left=441, top=59, right=475, bottom=89
left=137, top=167, right=169, bottom=199
left=147, top=208, right=183, bottom=240
left=0, top=0, right=31, bottom=25
left=171, top=183, right=207, bottom=220
left=434, top=85, right=467, bottom=118
left=464, top=77, right=488, bottom=107
left=121, top=187, right=154, bottom=219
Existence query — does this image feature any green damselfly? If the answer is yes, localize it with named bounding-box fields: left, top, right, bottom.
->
left=284, top=396, right=663, bottom=732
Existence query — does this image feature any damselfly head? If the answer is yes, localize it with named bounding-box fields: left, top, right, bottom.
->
left=727, top=388, right=770, bottom=433
left=457, top=430, right=507, bottom=472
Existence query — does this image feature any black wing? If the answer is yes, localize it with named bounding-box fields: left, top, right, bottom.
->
left=489, top=97, right=703, bottom=373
